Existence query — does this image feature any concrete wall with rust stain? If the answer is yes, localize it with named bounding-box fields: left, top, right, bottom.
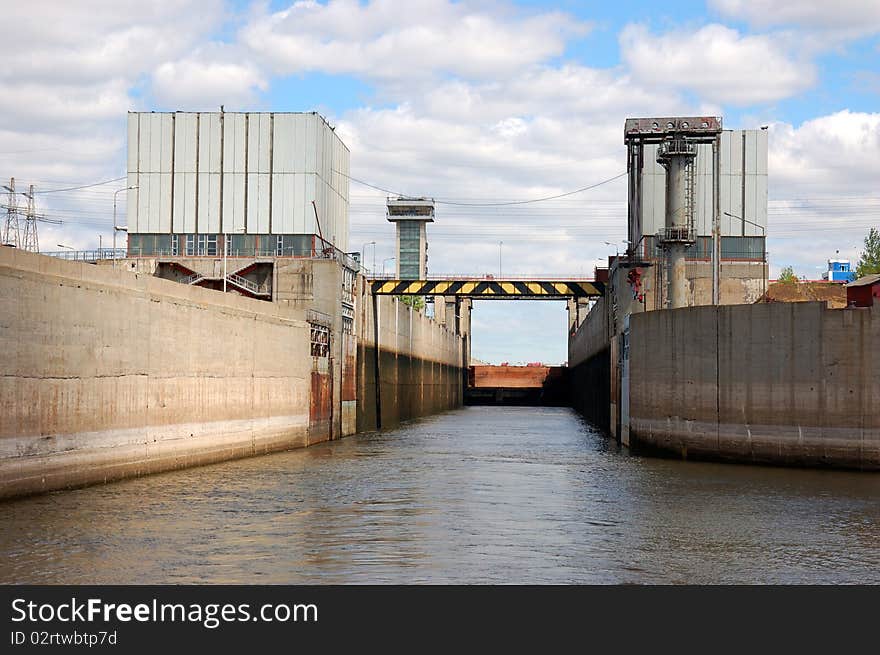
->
left=0, top=247, right=313, bottom=499
left=628, top=302, right=879, bottom=469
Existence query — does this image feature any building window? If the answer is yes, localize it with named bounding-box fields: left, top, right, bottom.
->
left=186, top=234, right=195, bottom=256
left=277, top=235, right=284, bottom=256
left=398, top=222, right=422, bottom=279
left=127, top=234, right=140, bottom=256
left=309, top=323, right=330, bottom=358
left=170, top=234, right=179, bottom=256
left=342, top=267, right=356, bottom=304
left=205, top=234, right=217, bottom=256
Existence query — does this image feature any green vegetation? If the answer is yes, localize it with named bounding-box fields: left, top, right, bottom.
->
left=401, top=295, right=425, bottom=311
left=855, top=227, right=880, bottom=279
left=778, top=266, right=798, bottom=283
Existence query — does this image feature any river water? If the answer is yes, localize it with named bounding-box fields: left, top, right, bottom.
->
left=1, top=406, right=878, bottom=584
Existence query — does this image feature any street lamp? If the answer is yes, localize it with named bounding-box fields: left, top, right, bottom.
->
left=382, top=256, right=396, bottom=276
left=361, top=241, right=376, bottom=274
left=113, top=186, right=137, bottom=254
left=603, top=241, right=620, bottom=257
left=723, top=212, right=765, bottom=236
left=724, top=211, right=767, bottom=297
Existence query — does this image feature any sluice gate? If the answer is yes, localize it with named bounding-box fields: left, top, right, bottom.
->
left=465, top=365, right=569, bottom=407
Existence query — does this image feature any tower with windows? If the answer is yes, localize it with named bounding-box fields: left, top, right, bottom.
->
left=386, top=197, right=434, bottom=279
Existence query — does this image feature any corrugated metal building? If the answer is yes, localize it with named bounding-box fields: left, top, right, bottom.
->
left=126, top=111, right=350, bottom=256
left=635, top=129, right=768, bottom=259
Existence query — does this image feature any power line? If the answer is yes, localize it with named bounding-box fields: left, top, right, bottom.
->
left=334, top=169, right=628, bottom=206
left=32, top=176, right=126, bottom=194
left=435, top=173, right=628, bottom=206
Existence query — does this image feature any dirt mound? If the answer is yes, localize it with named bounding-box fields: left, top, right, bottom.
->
left=757, top=281, right=847, bottom=308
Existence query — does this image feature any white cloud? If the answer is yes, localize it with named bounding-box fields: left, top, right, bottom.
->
left=152, top=52, right=268, bottom=109
left=0, top=80, right=131, bottom=131
left=241, top=0, right=589, bottom=80
left=711, top=0, right=880, bottom=35
left=2, top=1, right=225, bottom=85
left=766, top=110, right=880, bottom=276
left=620, top=23, right=813, bottom=105
left=769, top=110, right=880, bottom=195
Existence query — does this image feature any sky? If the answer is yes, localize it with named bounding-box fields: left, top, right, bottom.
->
left=1, top=0, right=878, bottom=363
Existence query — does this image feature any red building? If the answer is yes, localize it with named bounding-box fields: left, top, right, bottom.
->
left=847, top=274, right=880, bottom=307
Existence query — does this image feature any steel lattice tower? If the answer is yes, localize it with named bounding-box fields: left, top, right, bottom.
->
left=2, top=177, right=19, bottom=247
left=21, top=184, right=38, bottom=252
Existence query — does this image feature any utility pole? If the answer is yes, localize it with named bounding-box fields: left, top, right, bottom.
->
left=712, top=135, right=721, bottom=305
left=499, top=241, right=503, bottom=277
left=114, top=186, right=137, bottom=254
left=2, top=177, right=18, bottom=247
left=21, top=184, right=38, bottom=252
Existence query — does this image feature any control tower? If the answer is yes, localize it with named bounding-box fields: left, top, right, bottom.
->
left=386, top=197, right=434, bottom=280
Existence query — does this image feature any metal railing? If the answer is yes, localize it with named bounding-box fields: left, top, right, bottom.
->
left=43, top=249, right=127, bottom=261
left=126, top=234, right=360, bottom=271
left=367, top=272, right=600, bottom=281
left=657, top=138, right=697, bottom=160
left=656, top=226, right=697, bottom=245
left=307, top=309, right=332, bottom=327
left=226, top=273, right=269, bottom=295
left=181, top=273, right=203, bottom=285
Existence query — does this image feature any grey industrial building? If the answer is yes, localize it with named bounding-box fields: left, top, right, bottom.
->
left=123, top=110, right=352, bottom=300
left=126, top=111, right=350, bottom=255
left=622, top=117, right=769, bottom=309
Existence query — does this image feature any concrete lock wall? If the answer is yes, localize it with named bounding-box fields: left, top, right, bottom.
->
left=627, top=302, right=879, bottom=469
left=568, top=295, right=613, bottom=433
left=274, top=260, right=464, bottom=436
left=0, top=248, right=316, bottom=499
left=357, top=287, right=464, bottom=432
left=0, top=247, right=465, bottom=499
left=274, top=258, right=355, bottom=438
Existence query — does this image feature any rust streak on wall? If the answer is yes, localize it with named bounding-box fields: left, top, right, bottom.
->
left=309, top=370, right=332, bottom=443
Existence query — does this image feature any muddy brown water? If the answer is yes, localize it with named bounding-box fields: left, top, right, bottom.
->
left=1, top=406, right=878, bottom=584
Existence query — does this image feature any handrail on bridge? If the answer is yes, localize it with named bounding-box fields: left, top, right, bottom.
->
left=43, top=249, right=127, bottom=262
left=367, top=273, right=599, bottom=282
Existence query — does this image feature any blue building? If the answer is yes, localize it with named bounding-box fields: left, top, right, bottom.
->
left=824, top=259, right=856, bottom=283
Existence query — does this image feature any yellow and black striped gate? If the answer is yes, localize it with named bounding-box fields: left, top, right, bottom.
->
left=369, top=279, right=604, bottom=298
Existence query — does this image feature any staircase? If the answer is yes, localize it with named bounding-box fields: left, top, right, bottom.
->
left=226, top=273, right=271, bottom=297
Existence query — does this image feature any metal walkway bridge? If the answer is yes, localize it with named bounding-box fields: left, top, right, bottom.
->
left=369, top=277, right=604, bottom=298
